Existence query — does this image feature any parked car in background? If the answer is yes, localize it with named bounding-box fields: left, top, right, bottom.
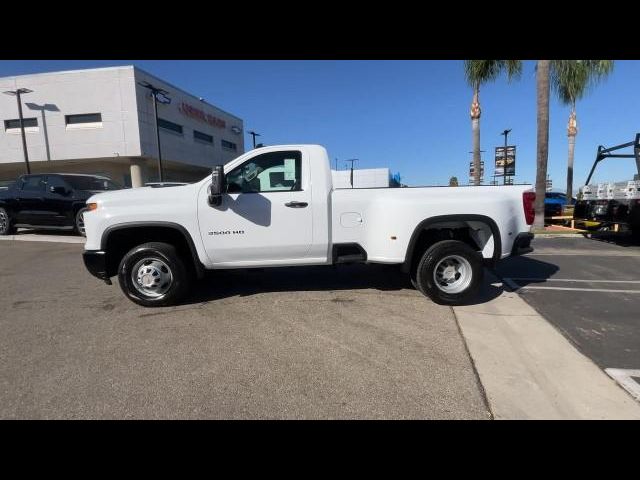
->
left=0, top=174, right=122, bottom=236
left=0, top=180, right=15, bottom=191
left=145, top=182, right=189, bottom=188
left=545, top=191, right=576, bottom=217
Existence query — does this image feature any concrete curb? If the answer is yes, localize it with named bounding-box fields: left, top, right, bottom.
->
left=453, top=272, right=640, bottom=419
left=0, top=235, right=85, bottom=244
left=533, top=233, right=584, bottom=238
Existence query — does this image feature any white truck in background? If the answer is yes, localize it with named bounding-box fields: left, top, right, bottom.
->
left=82, top=144, right=535, bottom=307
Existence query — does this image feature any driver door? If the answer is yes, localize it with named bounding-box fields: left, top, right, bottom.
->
left=198, top=149, right=313, bottom=266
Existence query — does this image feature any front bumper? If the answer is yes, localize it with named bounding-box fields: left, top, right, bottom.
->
left=511, top=232, right=534, bottom=256
left=83, top=250, right=111, bottom=283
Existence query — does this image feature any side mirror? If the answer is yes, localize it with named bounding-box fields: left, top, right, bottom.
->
left=208, top=165, right=225, bottom=207
left=50, top=185, right=68, bottom=195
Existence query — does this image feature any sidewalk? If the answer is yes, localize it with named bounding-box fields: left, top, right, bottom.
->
left=0, top=232, right=85, bottom=244
left=453, top=272, right=640, bottom=419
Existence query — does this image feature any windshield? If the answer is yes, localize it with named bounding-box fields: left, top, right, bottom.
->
left=62, top=175, right=121, bottom=191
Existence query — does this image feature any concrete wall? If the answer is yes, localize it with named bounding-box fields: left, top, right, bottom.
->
left=0, top=66, right=141, bottom=165
left=332, top=168, right=390, bottom=189
left=134, top=67, right=245, bottom=171
left=0, top=65, right=245, bottom=185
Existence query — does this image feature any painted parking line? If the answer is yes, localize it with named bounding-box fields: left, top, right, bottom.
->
left=508, top=278, right=640, bottom=284
left=503, top=278, right=640, bottom=294
left=605, top=369, right=640, bottom=402
left=527, top=252, right=640, bottom=257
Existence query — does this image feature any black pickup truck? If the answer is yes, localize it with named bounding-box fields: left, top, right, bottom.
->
left=0, top=173, right=122, bottom=236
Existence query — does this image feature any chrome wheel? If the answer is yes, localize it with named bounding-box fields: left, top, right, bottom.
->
left=0, top=210, right=8, bottom=233
left=131, top=258, right=173, bottom=297
left=76, top=210, right=86, bottom=235
left=433, top=254, right=473, bottom=294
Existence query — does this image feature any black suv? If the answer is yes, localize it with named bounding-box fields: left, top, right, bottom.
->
left=0, top=174, right=122, bottom=236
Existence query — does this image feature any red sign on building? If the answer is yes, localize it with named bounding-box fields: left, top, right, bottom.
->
left=178, top=101, right=226, bottom=129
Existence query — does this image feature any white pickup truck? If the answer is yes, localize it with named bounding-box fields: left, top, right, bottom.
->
left=83, top=144, right=535, bottom=307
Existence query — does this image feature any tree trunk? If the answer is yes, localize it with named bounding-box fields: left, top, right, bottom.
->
left=471, top=86, right=481, bottom=186
left=533, top=60, right=550, bottom=230
left=566, top=105, right=577, bottom=200
left=567, top=135, right=576, bottom=200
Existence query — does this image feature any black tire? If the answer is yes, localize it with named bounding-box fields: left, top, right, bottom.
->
left=74, top=207, right=89, bottom=236
left=118, top=242, right=191, bottom=307
left=415, top=240, right=483, bottom=305
left=0, top=207, right=16, bottom=235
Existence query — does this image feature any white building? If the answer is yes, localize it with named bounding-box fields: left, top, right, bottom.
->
left=0, top=66, right=244, bottom=187
left=332, top=168, right=391, bottom=188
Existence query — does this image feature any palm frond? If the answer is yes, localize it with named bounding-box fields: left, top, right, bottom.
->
left=551, top=60, right=614, bottom=105
left=463, top=60, right=522, bottom=88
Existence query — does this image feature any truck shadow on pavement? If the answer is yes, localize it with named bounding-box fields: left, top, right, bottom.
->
left=492, top=255, right=560, bottom=289
left=187, top=264, right=414, bottom=304
left=181, top=257, right=559, bottom=307
left=581, top=231, right=640, bottom=248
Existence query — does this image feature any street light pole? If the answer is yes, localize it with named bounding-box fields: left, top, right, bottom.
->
left=501, top=129, right=511, bottom=186
left=153, top=96, right=164, bottom=182
left=138, top=81, right=171, bottom=183
left=4, top=88, right=33, bottom=174
left=345, top=158, right=359, bottom=188
left=248, top=130, right=261, bottom=149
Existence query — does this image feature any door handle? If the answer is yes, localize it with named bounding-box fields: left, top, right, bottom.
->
left=285, top=201, right=308, bottom=208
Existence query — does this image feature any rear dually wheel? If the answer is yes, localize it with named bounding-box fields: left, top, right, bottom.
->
left=415, top=240, right=483, bottom=305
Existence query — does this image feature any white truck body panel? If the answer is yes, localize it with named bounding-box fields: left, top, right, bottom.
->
left=84, top=144, right=532, bottom=270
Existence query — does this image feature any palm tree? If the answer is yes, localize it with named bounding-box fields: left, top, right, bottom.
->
left=464, top=60, right=522, bottom=185
left=533, top=60, right=551, bottom=230
left=533, top=60, right=614, bottom=229
left=551, top=60, right=614, bottom=200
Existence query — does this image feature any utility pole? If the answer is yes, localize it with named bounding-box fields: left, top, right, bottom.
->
left=3, top=88, right=33, bottom=174
left=501, top=129, right=511, bottom=186
left=138, top=81, right=171, bottom=183
left=345, top=158, right=359, bottom=188
left=248, top=130, right=261, bottom=149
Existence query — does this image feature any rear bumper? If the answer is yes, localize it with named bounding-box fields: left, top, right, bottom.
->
left=511, top=232, right=534, bottom=256
left=83, top=250, right=110, bottom=282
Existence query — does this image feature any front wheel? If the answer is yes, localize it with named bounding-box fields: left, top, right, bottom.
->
left=74, top=207, right=89, bottom=236
left=118, top=242, right=191, bottom=307
left=415, top=240, right=483, bottom=305
left=0, top=208, right=16, bottom=235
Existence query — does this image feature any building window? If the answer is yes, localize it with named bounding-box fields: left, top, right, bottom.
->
left=4, top=118, right=38, bottom=131
left=158, top=118, right=183, bottom=135
left=193, top=130, right=213, bottom=144
left=66, top=113, right=102, bottom=126
left=221, top=139, right=237, bottom=151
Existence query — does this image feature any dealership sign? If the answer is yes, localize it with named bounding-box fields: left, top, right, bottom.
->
left=178, top=101, right=226, bottom=129
left=494, top=146, right=516, bottom=177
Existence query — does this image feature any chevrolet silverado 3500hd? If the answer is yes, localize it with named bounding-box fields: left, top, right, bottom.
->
left=82, top=145, right=535, bottom=307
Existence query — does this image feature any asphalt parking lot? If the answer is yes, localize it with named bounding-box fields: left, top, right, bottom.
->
left=0, top=240, right=490, bottom=419
left=495, top=234, right=640, bottom=401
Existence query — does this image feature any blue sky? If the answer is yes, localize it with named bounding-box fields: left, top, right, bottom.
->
left=2, top=60, right=639, bottom=188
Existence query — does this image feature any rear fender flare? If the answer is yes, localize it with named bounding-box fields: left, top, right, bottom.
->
left=402, top=214, right=502, bottom=272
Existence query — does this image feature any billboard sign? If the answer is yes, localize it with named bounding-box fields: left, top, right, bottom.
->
left=469, top=160, right=484, bottom=180
left=495, top=146, right=516, bottom=177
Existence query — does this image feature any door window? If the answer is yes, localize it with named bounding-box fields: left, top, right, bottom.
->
left=46, top=176, right=69, bottom=193
left=226, top=151, right=302, bottom=194
left=21, top=176, right=45, bottom=192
